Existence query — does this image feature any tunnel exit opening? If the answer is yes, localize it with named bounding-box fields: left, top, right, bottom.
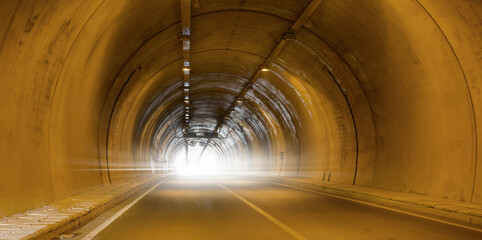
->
left=171, top=140, right=222, bottom=176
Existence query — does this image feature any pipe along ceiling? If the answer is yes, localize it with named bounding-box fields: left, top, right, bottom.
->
left=0, top=0, right=481, bottom=217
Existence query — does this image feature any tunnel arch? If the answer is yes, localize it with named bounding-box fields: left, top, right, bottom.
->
left=0, top=0, right=481, bottom=219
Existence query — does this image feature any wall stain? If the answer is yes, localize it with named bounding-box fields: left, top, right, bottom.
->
left=24, top=14, right=39, bottom=33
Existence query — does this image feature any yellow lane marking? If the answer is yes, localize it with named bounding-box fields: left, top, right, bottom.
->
left=81, top=176, right=171, bottom=240
left=216, top=183, right=308, bottom=240
left=267, top=180, right=482, bottom=233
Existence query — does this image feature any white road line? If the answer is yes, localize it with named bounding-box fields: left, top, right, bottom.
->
left=266, top=180, right=482, bottom=233
left=81, top=176, right=171, bottom=240
left=216, top=182, right=308, bottom=240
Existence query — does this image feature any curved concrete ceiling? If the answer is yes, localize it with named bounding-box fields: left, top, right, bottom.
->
left=0, top=0, right=481, bottom=218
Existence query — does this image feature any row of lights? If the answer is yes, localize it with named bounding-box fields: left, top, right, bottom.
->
left=215, top=66, right=270, bottom=133
left=181, top=65, right=269, bottom=133
left=183, top=67, right=191, bottom=133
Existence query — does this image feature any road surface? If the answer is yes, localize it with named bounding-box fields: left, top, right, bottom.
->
left=88, top=176, right=482, bottom=240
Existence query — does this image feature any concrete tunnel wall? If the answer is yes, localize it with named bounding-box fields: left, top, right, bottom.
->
left=0, top=0, right=481, bottom=218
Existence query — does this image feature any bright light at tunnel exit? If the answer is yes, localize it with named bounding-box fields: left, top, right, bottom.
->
left=172, top=145, right=221, bottom=176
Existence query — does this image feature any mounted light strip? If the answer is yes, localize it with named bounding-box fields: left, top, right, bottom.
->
left=214, top=0, right=325, bottom=132
left=180, top=0, right=192, bottom=130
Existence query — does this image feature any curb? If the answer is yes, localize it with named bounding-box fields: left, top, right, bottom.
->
left=0, top=174, right=171, bottom=240
left=262, top=177, right=482, bottom=227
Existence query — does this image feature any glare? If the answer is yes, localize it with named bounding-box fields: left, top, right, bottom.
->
left=172, top=145, right=221, bottom=176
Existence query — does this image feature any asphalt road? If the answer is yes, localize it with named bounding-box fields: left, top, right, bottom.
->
left=90, top=176, right=482, bottom=240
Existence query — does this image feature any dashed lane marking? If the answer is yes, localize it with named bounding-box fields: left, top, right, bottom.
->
left=216, top=182, right=308, bottom=240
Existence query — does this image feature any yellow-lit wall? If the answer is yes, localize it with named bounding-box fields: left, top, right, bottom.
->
left=0, top=0, right=481, bottom=218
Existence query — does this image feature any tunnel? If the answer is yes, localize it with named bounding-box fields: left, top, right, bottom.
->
left=1, top=0, right=482, bottom=239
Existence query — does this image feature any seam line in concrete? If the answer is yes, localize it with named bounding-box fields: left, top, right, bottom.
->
left=46, top=0, right=109, bottom=187
left=325, top=68, right=359, bottom=185
left=414, top=0, right=478, bottom=202
left=216, top=182, right=308, bottom=240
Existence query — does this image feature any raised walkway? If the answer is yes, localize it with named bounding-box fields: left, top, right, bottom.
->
left=0, top=174, right=169, bottom=240
left=263, top=176, right=482, bottom=227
